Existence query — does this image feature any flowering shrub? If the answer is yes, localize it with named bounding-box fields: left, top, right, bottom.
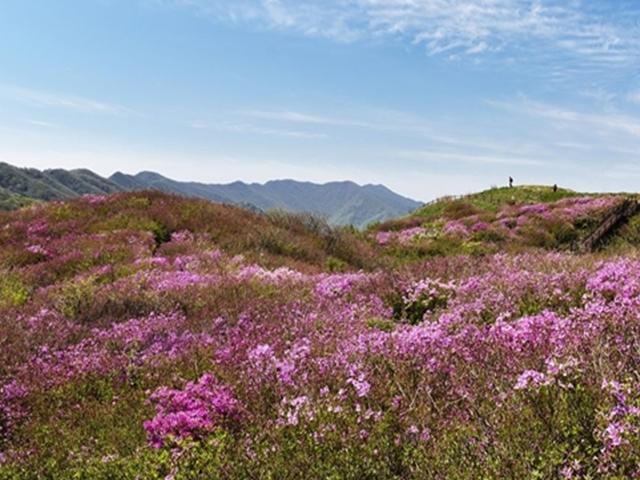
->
left=442, top=220, right=469, bottom=237
left=390, top=278, right=455, bottom=324
left=144, top=373, right=241, bottom=448
left=375, top=226, right=427, bottom=245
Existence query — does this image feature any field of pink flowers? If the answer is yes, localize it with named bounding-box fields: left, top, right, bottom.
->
left=2, top=192, right=640, bottom=478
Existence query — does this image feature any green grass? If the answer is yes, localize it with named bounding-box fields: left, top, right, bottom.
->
left=370, top=185, right=640, bottom=261
left=600, top=214, right=640, bottom=254
left=415, top=185, right=578, bottom=220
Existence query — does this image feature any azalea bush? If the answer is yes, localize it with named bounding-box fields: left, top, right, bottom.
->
left=1, top=192, right=640, bottom=478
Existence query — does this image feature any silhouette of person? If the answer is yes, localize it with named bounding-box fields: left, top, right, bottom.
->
left=553, top=184, right=558, bottom=192
left=509, top=176, right=513, bottom=188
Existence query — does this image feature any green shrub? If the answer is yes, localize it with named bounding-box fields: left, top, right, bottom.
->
left=54, top=277, right=99, bottom=320
left=366, top=317, right=395, bottom=332
left=548, top=220, right=577, bottom=245
left=325, top=256, right=347, bottom=272
left=0, top=273, right=29, bottom=308
left=443, top=201, right=480, bottom=220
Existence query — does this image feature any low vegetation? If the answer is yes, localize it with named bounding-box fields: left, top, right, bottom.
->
left=2, top=188, right=640, bottom=478
left=0, top=188, right=38, bottom=212
left=372, top=186, right=637, bottom=258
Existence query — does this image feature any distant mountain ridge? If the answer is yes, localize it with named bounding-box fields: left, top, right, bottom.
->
left=109, top=171, right=422, bottom=227
left=0, top=162, right=422, bottom=227
left=0, top=163, right=122, bottom=209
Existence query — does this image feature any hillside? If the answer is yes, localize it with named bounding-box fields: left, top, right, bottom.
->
left=371, top=185, right=639, bottom=257
left=45, top=168, right=122, bottom=196
left=0, top=191, right=376, bottom=274
left=0, top=162, right=123, bottom=203
left=3, top=190, right=640, bottom=477
left=0, top=186, right=38, bottom=211
left=109, top=171, right=422, bottom=227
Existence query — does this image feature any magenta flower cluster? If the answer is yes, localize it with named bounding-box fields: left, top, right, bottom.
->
left=375, top=227, right=427, bottom=245
left=143, top=373, right=241, bottom=448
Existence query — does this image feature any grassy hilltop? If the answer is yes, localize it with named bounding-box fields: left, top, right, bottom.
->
left=371, top=185, right=640, bottom=257
left=2, top=189, right=640, bottom=478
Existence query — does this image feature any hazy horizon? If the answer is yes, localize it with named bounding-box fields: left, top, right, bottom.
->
left=2, top=1, right=640, bottom=201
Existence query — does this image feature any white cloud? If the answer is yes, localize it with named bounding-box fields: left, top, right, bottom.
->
left=603, top=163, right=640, bottom=179
left=579, top=87, right=616, bottom=104
left=244, top=108, right=451, bottom=139
left=488, top=97, right=640, bottom=138
left=0, top=85, right=136, bottom=115
left=628, top=91, right=640, bottom=105
left=25, top=119, right=58, bottom=128
left=244, top=110, right=340, bottom=125
left=243, top=107, right=556, bottom=157
left=190, top=120, right=328, bottom=139
left=158, top=0, right=640, bottom=70
left=396, top=149, right=548, bottom=167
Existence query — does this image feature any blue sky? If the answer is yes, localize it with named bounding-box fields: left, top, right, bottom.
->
left=1, top=0, right=640, bottom=200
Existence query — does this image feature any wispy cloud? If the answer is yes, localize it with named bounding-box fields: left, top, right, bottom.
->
left=243, top=107, right=552, bottom=156
left=25, top=119, right=57, bottom=128
left=159, top=0, right=640, bottom=72
left=579, top=87, right=617, bottom=104
left=488, top=97, right=640, bottom=138
left=628, top=91, right=640, bottom=106
left=245, top=110, right=340, bottom=126
left=0, top=85, right=135, bottom=115
left=244, top=107, right=452, bottom=138
left=190, top=120, right=328, bottom=139
left=396, top=149, right=548, bottom=167
left=604, top=163, right=640, bottom=179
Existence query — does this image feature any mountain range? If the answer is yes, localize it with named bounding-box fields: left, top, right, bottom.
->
left=0, top=162, right=421, bottom=227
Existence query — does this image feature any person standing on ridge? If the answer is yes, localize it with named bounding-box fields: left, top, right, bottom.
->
left=509, top=176, right=514, bottom=188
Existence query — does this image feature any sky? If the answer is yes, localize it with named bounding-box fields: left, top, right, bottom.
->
left=1, top=1, right=640, bottom=201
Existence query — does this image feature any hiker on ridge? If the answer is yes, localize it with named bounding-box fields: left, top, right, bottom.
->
left=509, top=176, right=514, bottom=188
